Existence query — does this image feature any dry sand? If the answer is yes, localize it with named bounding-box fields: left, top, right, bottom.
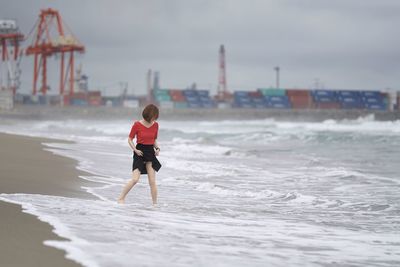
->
left=0, top=133, right=98, bottom=267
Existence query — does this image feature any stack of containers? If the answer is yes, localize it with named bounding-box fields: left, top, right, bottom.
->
left=169, top=89, right=187, bottom=109
left=312, top=90, right=340, bottom=109
left=258, top=88, right=290, bottom=109
left=197, top=90, right=215, bottom=108
left=154, top=89, right=173, bottom=108
left=337, top=90, right=363, bottom=109
left=248, top=90, right=266, bottom=108
left=183, top=89, right=202, bottom=108
left=286, top=89, right=313, bottom=109
left=70, top=92, right=88, bottom=106
left=88, top=91, right=102, bottom=106
left=233, top=91, right=254, bottom=108
left=359, top=91, right=386, bottom=110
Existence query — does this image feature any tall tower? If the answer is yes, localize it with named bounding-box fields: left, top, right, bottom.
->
left=217, top=45, right=228, bottom=100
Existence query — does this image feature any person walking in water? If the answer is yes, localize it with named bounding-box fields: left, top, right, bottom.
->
left=118, top=104, right=161, bottom=205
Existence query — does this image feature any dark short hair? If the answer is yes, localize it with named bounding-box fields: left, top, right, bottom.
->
left=142, top=104, right=159, bottom=123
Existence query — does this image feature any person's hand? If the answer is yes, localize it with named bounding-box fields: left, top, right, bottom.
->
left=134, top=149, right=143, bottom=156
left=154, top=147, right=160, bottom=156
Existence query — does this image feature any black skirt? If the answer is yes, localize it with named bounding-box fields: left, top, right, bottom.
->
left=132, top=143, right=161, bottom=175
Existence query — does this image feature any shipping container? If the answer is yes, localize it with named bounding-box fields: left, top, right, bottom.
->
left=185, top=95, right=200, bottom=102
left=336, top=90, right=360, bottom=98
left=174, top=102, right=188, bottom=109
left=248, top=91, right=263, bottom=98
left=286, top=89, right=310, bottom=97
left=202, top=100, right=216, bottom=108
left=169, top=89, right=184, bottom=97
left=267, top=102, right=291, bottom=109
left=171, top=94, right=186, bottom=102
left=183, top=89, right=198, bottom=97
left=364, top=103, right=387, bottom=110
left=88, top=96, right=102, bottom=106
left=362, top=96, right=382, bottom=104
left=360, top=90, right=381, bottom=98
left=313, top=95, right=338, bottom=103
left=155, top=94, right=171, bottom=102
left=312, top=90, right=337, bottom=98
left=289, top=95, right=313, bottom=109
left=265, top=95, right=289, bottom=103
left=234, top=96, right=252, bottom=104
left=234, top=91, right=249, bottom=97
left=70, top=98, right=88, bottom=106
left=71, top=92, right=87, bottom=100
left=158, top=100, right=174, bottom=109
left=258, top=88, right=286, bottom=96
left=123, top=99, right=139, bottom=108
left=153, top=89, right=170, bottom=97
left=197, top=90, right=210, bottom=97
left=88, top=91, right=101, bottom=97
left=187, top=102, right=203, bottom=108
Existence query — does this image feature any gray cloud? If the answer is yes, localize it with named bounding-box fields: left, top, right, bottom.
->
left=1, top=0, right=399, bottom=95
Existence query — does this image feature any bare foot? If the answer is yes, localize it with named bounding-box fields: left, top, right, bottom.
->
left=117, top=198, right=125, bottom=204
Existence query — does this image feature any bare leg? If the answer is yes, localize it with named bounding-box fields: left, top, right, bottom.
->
left=146, top=162, right=157, bottom=205
left=118, top=169, right=141, bottom=204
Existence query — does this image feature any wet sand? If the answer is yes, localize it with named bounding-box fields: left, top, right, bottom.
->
left=0, top=133, right=97, bottom=267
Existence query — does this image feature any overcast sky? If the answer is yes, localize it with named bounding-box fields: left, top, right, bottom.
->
left=1, top=0, right=400, bottom=95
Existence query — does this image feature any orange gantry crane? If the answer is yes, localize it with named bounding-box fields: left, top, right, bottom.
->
left=0, top=20, right=24, bottom=95
left=25, top=8, right=85, bottom=96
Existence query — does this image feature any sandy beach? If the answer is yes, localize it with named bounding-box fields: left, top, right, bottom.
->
left=0, top=133, right=96, bottom=267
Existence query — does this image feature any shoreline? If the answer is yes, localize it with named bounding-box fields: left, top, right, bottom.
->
left=1, top=104, right=400, bottom=121
left=0, top=133, right=98, bottom=267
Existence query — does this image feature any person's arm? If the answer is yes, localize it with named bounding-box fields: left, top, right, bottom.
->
left=154, top=140, right=160, bottom=156
left=128, top=123, right=143, bottom=156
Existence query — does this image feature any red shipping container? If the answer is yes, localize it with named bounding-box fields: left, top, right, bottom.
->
left=171, top=94, right=185, bottom=102
left=289, top=95, right=313, bottom=108
left=169, top=90, right=184, bottom=97
left=286, top=89, right=310, bottom=97
left=248, top=91, right=263, bottom=98
left=88, top=91, right=101, bottom=97
left=88, top=96, right=102, bottom=106
left=71, top=92, right=87, bottom=100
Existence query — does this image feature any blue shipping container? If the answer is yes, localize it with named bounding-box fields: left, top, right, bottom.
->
left=337, top=90, right=360, bottom=98
left=267, top=102, right=291, bottom=109
left=234, top=96, right=252, bottom=103
left=338, top=96, right=362, bottom=104
left=234, top=91, right=249, bottom=97
left=360, top=91, right=381, bottom=98
left=197, top=90, right=210, bottom=97
left=185, top=95, right=200, bottom=102
left=265, top=95, right=289, bottom=103
left=312, top=90, right=336, bottom=98
left=362, top=96, right=382, bottom=104
left=199, top=96, right=211, bottom=102
left=183, top=90, right=198, bottom=96
left=187, top=102, right=202, bottom=108
left=365, top=103, right=386, bottom=110
left=313, top=95, right=337, bottom=103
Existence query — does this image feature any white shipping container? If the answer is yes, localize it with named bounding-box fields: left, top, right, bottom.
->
left=0, top=90, right=14, bottom=110
left=217, top=102, right=230, bottom=109
left=123, top=100, right=139, bottom=108
left=159, top=101, right=174, bottom=109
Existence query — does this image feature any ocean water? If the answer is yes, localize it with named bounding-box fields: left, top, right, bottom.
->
left=1, top=115, right=400, bottom=267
